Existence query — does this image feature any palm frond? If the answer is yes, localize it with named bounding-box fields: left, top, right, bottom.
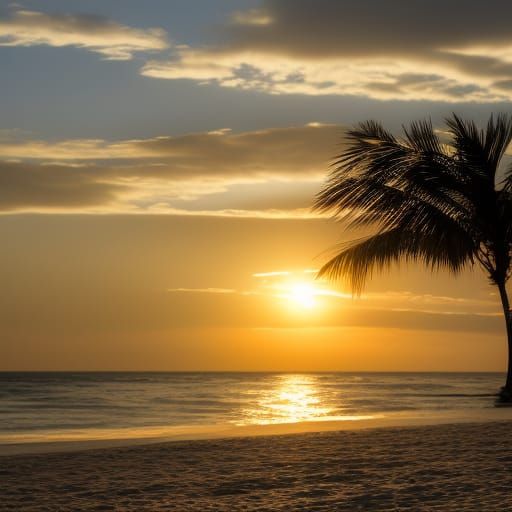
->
left=403, top=118, right=442, bottom=154
left=500, top=159, right=512, bottom=193
left=314, top=116, right=492, bottom=292
left=314, top=119, right=472, bottom=234
left=446, top=113, right=512, bottom=179
left=318, top=226, right=475, bottom=294
left=484, top=114, right=512, bottom=172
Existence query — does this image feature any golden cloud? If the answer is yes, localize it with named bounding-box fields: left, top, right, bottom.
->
left=0, top=9, right=168, bottom=60
left=141, top=0, right=512, bottom=101
left=0, top=124, right=341, bottom=215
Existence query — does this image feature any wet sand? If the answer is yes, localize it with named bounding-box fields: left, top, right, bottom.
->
left=2, top=421, right=512, bottom=511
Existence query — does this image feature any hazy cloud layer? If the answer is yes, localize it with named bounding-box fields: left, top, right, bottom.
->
left=0, top=9, right=168, bottom=60
left=159, top=286, right=503, bottom=332
left=0, top=161, right=125, bottom=210
left=142, top=0, right=512, bottom=101
left=0, top=123, right=340, bottom=214
left=163, top=269, right=501, bottom=332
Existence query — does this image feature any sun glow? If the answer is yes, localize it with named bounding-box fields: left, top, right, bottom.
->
left=254, top=269, right=348, bottom=313
left=288, top=283, right=317, bottom=309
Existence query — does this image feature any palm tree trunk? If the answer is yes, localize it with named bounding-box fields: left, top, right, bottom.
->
left=497, top=280, right=512, bottom=401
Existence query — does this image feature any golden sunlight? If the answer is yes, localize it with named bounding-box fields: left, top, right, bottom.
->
left=287, top=283, right=317, bottom=309
left=253, top=270, right=349, bottom=313
left=238, top=374, right=333, bottom=425
left=236, top=374, right=375, bottom=426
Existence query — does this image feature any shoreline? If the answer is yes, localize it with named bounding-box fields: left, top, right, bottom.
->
left=3, top=407, right=512, bottom=456
left=4, top=420, right=512, bottom=511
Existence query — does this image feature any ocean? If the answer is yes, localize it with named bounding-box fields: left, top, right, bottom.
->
left=0, top=372, right=509, bottom=446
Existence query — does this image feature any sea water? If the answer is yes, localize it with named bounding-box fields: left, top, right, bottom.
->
left=0, top=372, right=508, bottom=445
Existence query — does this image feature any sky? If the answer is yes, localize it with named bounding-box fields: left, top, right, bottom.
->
left=1, top=0, right=511, bottom=370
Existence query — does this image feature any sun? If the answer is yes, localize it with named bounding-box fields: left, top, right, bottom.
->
left=288, top=283, right=317, bottom=309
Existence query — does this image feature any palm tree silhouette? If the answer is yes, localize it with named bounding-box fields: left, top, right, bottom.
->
left=315, top=114, right=512, bottom=402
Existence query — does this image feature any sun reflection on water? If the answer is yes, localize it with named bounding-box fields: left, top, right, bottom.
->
left=236, top=374, right=370, bottom=426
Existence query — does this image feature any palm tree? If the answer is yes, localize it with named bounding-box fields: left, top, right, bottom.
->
left=314, top=114, right=512, bottom=402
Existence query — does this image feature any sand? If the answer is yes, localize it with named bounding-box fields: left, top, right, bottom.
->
left=2, top=421, right=512, bottom=511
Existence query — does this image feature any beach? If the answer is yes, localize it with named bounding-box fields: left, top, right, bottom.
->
left=5, top=1, right=512, bottom=511
left=3, top=421, right=512, bottom=511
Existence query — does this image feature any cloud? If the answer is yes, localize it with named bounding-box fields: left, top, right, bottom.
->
left=0, top=123, right=339, bottom=174
left=167, top=287, right=236, bottom=294
left=253, top=271, right=291, bottom=278
left=230, top=9, right=274, bottom=27
left=249, top=270, right=499, bottom=314
left=0, top=9, right=168, bottom=60
left=160, top=278, right=502, bottom=332
left=141, top=0, right=512, bottom=102
left=0, top=161, right=125, bottom=211
left=0, top=123, right=340, bottom=215
left=166, top=270, right=500, bottom=321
